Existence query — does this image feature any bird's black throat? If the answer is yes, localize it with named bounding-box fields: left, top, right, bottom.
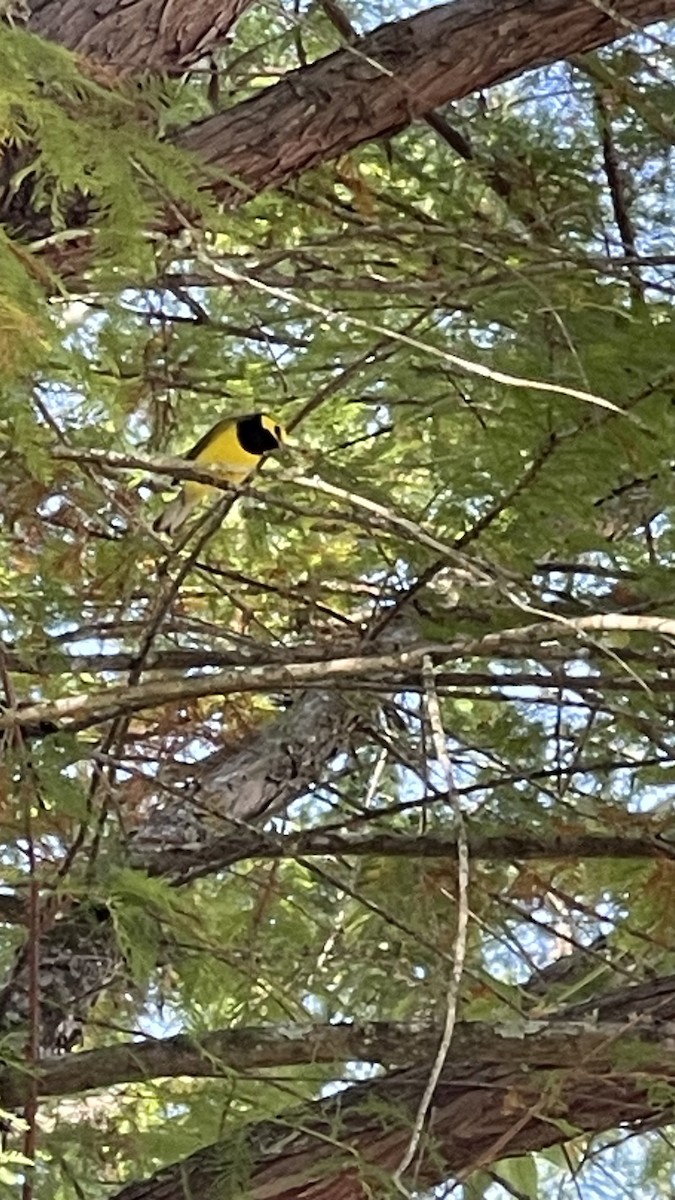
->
left=237, top=414, right=279, bottom=455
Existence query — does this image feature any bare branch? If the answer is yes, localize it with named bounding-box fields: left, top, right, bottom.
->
left=135, top=824, right=674, bottom=881
left=3, top=1011, right=675, bottom=1106
left=6, top=612, right=675, bottom=734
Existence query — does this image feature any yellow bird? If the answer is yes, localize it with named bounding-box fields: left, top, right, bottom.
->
left=153, top=411, right=287, bottom=536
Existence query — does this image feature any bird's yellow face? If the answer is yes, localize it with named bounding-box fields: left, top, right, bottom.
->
left=257, top=414, right=299, bottom=453
left=259, top=413, right=288, bottom=448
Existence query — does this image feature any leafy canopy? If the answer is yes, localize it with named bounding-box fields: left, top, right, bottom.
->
left=1, top=8, right=675, bottom=1200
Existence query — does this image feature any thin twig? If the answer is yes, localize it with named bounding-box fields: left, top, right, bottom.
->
left=591, top=81, right=644, bottom=305
left=392, top=656, right=469, bottom=1188
left=200, top=254, right=629, bottom=417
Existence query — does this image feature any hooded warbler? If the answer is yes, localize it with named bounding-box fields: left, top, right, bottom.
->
left=153, top=411, right=287, bottom=535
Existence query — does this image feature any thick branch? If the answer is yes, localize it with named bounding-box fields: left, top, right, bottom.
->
left=3, top=825, right=668, bottom=932
left=1, top=1010, right=674, bottom=1105
left=177, top=0, right=675, bottom=205
left=108, top=976, right=675, bottom=1200
left=136, top=824, right=675, bottom=880
left=13, top=1, right=675, bottom=263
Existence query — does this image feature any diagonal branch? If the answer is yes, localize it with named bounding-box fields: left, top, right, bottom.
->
left=177, top=0, right=675, bottom=205
left=589, top=71, right=645, bottom=303
left=16, top=0, right=675, bottom=259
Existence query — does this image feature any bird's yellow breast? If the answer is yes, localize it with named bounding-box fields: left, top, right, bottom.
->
left=187, top=421, right=261, bottom=502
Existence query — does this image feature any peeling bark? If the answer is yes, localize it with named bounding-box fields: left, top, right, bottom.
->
left=111, top=1070, right=672, bottom=1200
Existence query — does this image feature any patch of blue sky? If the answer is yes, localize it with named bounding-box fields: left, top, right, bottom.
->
left=482, top=899, right=622, bottom=987
left=626, top=765, right=675, bottom=814
left=317, top=1060, right=382, bottom=1100
left=137, top=993, right=184, bottom=1040
left=534, top=557, right=618, bottom=597
left=34, top=379, right=88, bottom=426
left=535, top=1126, right=675, bottom=1200
left=55, top=300, right=108, bottom=355
left=497, top=688, right=595, bottom=735
left=499, top=23, right=674, bottom=119
left=121, top=284, right=198, bottom=321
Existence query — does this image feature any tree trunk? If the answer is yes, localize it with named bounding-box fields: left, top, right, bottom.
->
left=28, top=0, right=257, bottom=69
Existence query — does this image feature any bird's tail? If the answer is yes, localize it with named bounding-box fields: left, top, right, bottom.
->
left=153, top=490, right=196, bottom=536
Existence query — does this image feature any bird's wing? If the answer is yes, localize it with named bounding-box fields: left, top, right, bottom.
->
left=185, top=413, right=257, bottom=461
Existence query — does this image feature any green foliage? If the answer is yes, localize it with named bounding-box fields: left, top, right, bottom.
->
left=0, top=25, right=208, bottom=253
left=0, top=25, right=212, bottom=392
left=1, top=7, right=675, bottom=1200
left=106, top=869, right=193, bottom=985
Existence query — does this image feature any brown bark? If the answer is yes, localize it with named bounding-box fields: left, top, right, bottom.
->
left=108, top=974, right=675, bottom=1199
left=0, top=1006, right=671, bottom=1104
left=28, top=0, right=256, bottom=70
left=17, top=0, right=675, bottom=238
left=178, top=0, right=675, bottom=206
left=139, top=824, right=675, bottom=881
left=111, top=1068, right=670, bottom=1200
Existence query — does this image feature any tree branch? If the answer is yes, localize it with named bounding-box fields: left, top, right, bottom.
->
left=177, top=0, right=675, bottom=206
left=2, top=1010, right=675, bottom=1106
left=5, top=613, right=675, bottom=734
left=106, top=975, right=675, bottom=1200
left=132, top=824, right=675, bottom=881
